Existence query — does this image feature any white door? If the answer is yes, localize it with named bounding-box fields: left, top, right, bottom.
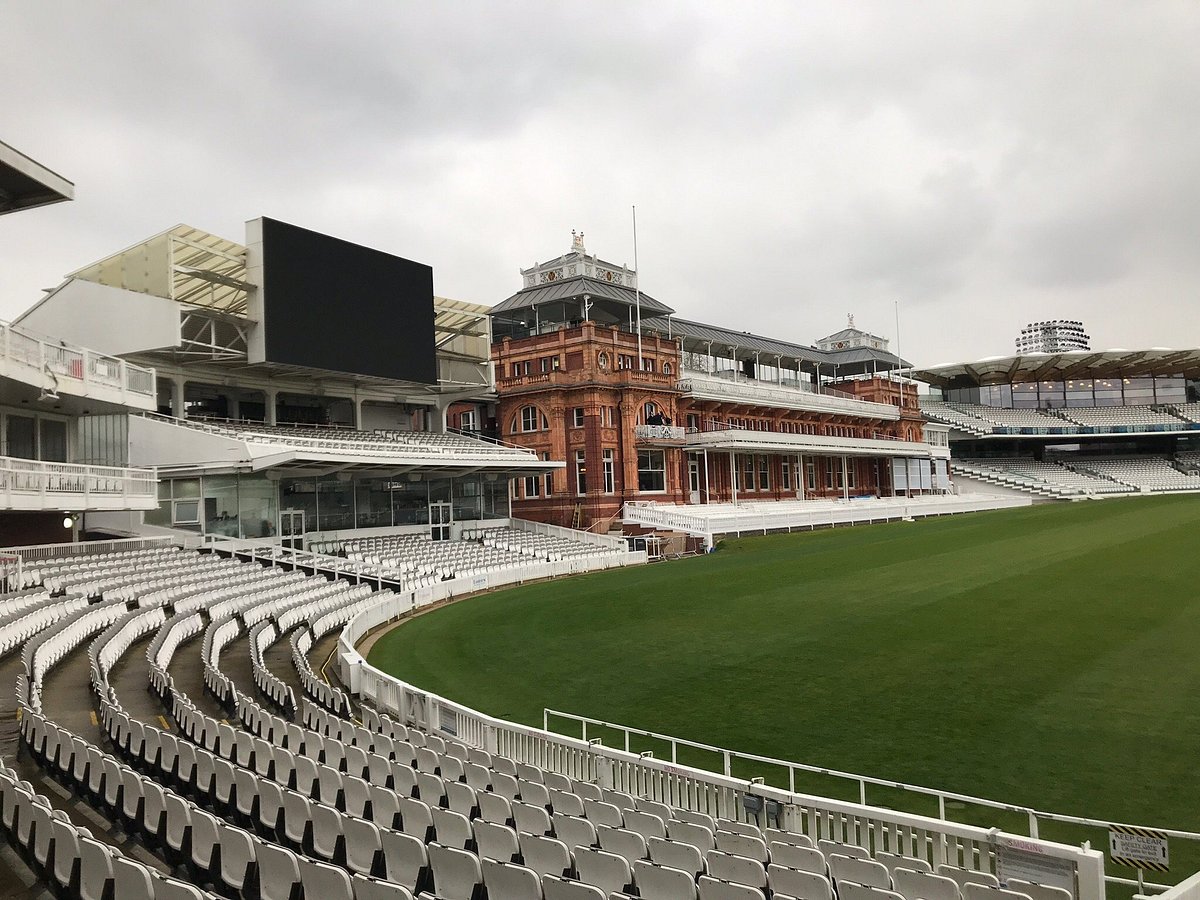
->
left=688, top=456, right=701, bottom=504
left=280, top=509, right=305, bottom=550
left=430, top=501, right=452, bottom=541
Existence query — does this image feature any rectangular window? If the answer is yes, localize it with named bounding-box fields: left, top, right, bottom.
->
left=637, top=449, right=666, bottom=492
left=540, top=357, right=551, bottom=373
left=847, top=463, right=856, bottom=489
left=742, top=455, right=756, bottom=491
left=543, top=452, right=553, bottom=496
left=825, top=462, right=834, bottom=489
left=642, top=358, right=655, bottom=372
left=573, top=407, right=585, bottom=428
left=523, top=473, right=540, bottom=498
left=781, top=459, right=792, bottom=491
left=807, top=461, right=816, bottom=490
left=603, top=449, right=615, bottom=493
left=758, top=457, right=770, bottom=491
left=6, top=415, right=36, bottom=459
left=511, top=363, right=521, bottom=378
left=575, top=450, right=587, bottom=495
left=521, top=406, right=539, bottom=432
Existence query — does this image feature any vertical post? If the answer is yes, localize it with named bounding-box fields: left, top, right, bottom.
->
left=842, top=456, right=850, bottom=501
left=702, top=448, right=710, bottom=504
left=730, top=453, right=738, bottom=506
left=633, top=206, right=643, bottom=365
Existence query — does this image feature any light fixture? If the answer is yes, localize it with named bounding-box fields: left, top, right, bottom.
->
left=62, top=514, right=76, bottom=529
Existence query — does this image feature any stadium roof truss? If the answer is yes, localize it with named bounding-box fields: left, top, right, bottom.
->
left=913, top=348, right=1200, bottom=388
left=70, top=224, right=253, bottom=316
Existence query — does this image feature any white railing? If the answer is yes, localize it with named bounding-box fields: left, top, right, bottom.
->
left=509, top=516, right=628, bottom=552
left=0, top=534, right=177, bottom=561
left=636, top=424, right=687, bottom=441
left=0, top=319, right=156, bottom=399
left=0, top=455, right=158, bottom=508
left=679, top=373, right=900, bottom=420
left=341, top=595, right=1106, bottom=900
left=543, top=708, right=1196, bottom=895
left=623, top=495, right=1031, bottom=539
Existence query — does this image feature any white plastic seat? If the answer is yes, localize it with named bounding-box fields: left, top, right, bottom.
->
left=624, top=809, right=668, bottom=841
left=520, top=832, right=573, bottom=880
left=255, top=838, right=303, bottom=900
left=352, top=872, right=416, bottom=900
left=667, top=819, right=716, bottom=854
left=344, top=815, right=385, bottom=875
left=829, top=853, right=891, bottom=890
left=936, top=866, right=1001, bottom=892
left=767, top=864, right=834, bottom=900
left=476, top=819, right=521, bottom=863
left=153, top=873, right=210, bottom=900
left=962, top=885, right=1034, bottom=900
left=483, top=858, right=544, bottom=900
left=1007, top=880, right=1072, bottom=900
left=770, top=843, right=826, bottom=874
left=433, top=807, right=475, bottom=849
left=479, top=791, right=513, bottom=825
left=699, top=876, right=766, bottom=900
left=706, top=850, right=768, bottom=889
left=446, top=781, right=478, bottom=816
left=78, top=836, right=115, bottom=900
left=311, top=802, right=345, bottom=862
left=514, top=800, right=554, bottom=836
left=542, top=874, right=607, bottom=900
left=575, top=846, right=634, bottom=896
left=112, top=856, right=155, bottom=900
left=711, top=830, right=765, bottom=863
left=839, top=884, right=905, bottom=900
left=818, top=839, right=869, bottom=861
left=875, top=853, right=932, bottom=878
left=597, top=824, right=649, bottom=865
left=892, top=868, right=958, bottom=900
left=633, top=859, right=699, bottom=900
left=428, top=841, right=484, bottom=900
left=583, top=799, right=624, bottom=828
left=298, top=856, right=355, bottom=900
left=648, top=837, right=705, bottom=878
left=552, top=813, right=598, bottom=852
left=400, top=796, right=435, bottom=841
left=381, top=827, right=430, bottom=888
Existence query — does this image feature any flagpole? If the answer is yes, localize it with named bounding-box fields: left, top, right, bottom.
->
left=633, top=205, right=643, bottom=367
left=894, top=299, right=902, bottom=384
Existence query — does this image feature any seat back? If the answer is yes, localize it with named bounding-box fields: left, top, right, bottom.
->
left=633, top=859, right=700, bottom=900
left=483, top=858, right=544, bottom=900
left=698, top=876, right=766, bottom=900
left=428, top=841, right=484, bottom=900
left=576, top=846, right=634, bottom=896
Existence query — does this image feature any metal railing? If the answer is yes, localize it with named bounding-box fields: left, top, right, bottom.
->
left=543, top=709, right=1196, bottom=896
left=635, top=424, right=686, bottom=441
left=509, top=515, right=628, bottom=551
left=622, top=495, right=1029, bottom=538
left=0, top=535, right=177, bottom=562
left=0, top=320, right=156, bottom=399
left=679, top=373, right=900, bottom=419
left=0, top=455, right=158, bottom=508
left=341, top=598, right=1107, bottom=900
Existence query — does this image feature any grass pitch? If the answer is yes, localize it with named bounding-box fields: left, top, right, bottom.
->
left=368, top=496, right=1200, bottom=865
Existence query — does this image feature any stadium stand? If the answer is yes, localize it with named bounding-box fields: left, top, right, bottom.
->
left=0, top=541, right=1104, bottom=900
left=950, top=460, right=1133, bottom=499
left=1055, top=406, right=1186, bottom=429
left=1069, top=457, right=1200, bottom=493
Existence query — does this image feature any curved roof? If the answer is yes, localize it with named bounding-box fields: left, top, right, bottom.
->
left=912, top=348, right=1200, bottom=388
left=491, top=275, right=673, bottom=316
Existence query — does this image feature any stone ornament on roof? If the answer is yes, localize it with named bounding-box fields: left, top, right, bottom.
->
left=571, top=230, right=586, bottom=253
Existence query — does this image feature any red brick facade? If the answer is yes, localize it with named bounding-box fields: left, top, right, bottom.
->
left=494, top=324, right=928, bottom=529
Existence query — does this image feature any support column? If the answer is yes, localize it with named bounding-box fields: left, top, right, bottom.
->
left=842, top=455, right=850, bottom=501
left=171, top=377, right=186, bottom=419
left=353, top=397, right=364, bottom=430
left=730, top=452, right=738, bottom=506
left=702, top=448, right=710, bottom=504
left=265, top=389, right=278, bottom=425
left=227, top=393, right=240, bottom=421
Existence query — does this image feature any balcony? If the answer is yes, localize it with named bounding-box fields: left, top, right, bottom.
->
left=0, top=456, right=158, bottom=511
left=635, top=424, right=686, bottom=444
left=0, top=321, right=157, bottom=410
left=677, top=373, right=899, bottom=420
left=685, top=428, right=947, bottom=459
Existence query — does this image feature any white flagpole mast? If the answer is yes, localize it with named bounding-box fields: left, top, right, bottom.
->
left=633, top=205, right=643, bottom=367
left=894, top=299, right=903, bottom=384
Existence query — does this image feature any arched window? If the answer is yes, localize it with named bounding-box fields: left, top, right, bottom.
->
left=519, top=405, right=544, bottom=433
left=597, top=351, right=610, bottom=370
left=662, top=362, right=672, bottom=375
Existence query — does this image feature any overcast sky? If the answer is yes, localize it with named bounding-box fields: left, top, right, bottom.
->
left=3, top=2, right=1198, bottom=367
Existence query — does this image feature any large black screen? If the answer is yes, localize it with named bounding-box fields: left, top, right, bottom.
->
left=259, top=218, right=437, bottom=383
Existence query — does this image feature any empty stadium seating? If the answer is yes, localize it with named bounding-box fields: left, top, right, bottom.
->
left=1069, top=457, right=1200, bottom=492
left=951, top=459, right=1133, bottom=499
left=0, top=542, right=1092, bottom=900
left=920, top=399, right=1198, bottom=436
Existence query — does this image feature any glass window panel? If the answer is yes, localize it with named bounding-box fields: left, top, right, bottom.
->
left=239, top=473, right=277, bottom=538
left=391, top=479, right=429, bottom=525
left=355, top=478, right=393, bottom=529
left=317, top=476, right=354, bottom=531
left=39, top=419, right=68, bottom=462
left=203, top=474, right=240, bottom=537
left=6, top=415, right=36, bottom=459
left=454, top=476, right=483, bottom=521
left=280, top=477, right=318, bottom=529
